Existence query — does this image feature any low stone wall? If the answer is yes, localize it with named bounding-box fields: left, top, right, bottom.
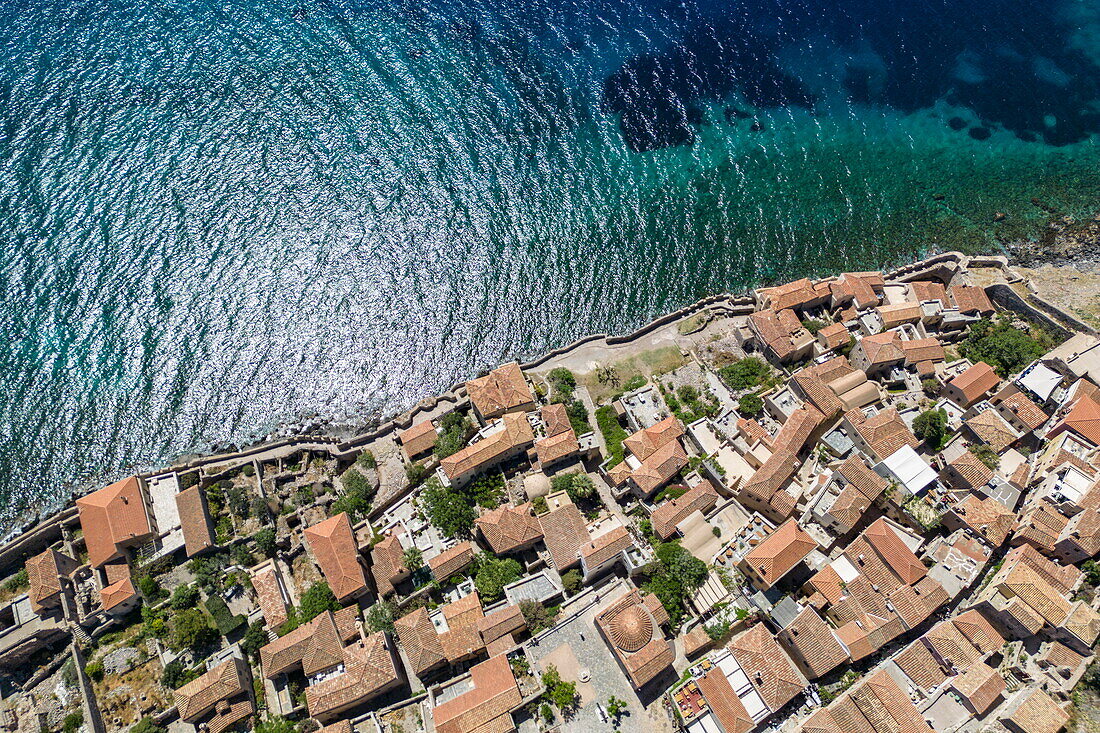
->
left=985, top=283, right=1076, bottom=340
left=0, top=506, right=77, bottom=576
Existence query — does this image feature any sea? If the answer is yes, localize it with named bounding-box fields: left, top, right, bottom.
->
left=1, top=0, right=1099, bottom=528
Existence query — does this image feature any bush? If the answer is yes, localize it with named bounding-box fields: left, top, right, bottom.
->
left=435, top=412, right=472, bottom=459
left=231, top=544, right=255, bottom=567
left=3, top=567, right=28, bottom=592
left=560, top=569, right=582, bottom=596
left=474, top=554, right=523, bottom=602
left=421, top=478, right=478, bottom=539
left=130, top=718, right=166, bottom=733
left=704, top=620, right=731, bottom=642
left=226, top=485, right=251, bottom=518
left=921, top=378, right=940, bottom=396
left=532, top=495, right=548, bottom=514
left=959, top=317, right=1050, bottom=378
left=335, top=467, right=375, bottom=521
left=540, top=703, right=555, bottom=724
left=166, top=583, right=196, bottom=611
left=169, top=608, right=218, bottom=652
left=644, top=543, right=709, bottom=627
left=548, top=368, right=577, bottom=399
left=241, top=464, right=256, bottom=477
left=405, top=461, right=430, bottom=488
left=241, top=620, right=268, bottom=659
left=403, top=547, right=424, bottom=571
left=136, top=574, right=163, bottom=600
left=62, top=712, right=84, bottom=733
left=801, top=319, right=825, bottom=335
left=596, top=406, right=628, bottom=466
left=737, top=393, right=763, bottom=417
left=254, top=717, right=299, bottom=733
left=161, top=659, right=199, bottom=689
left=718, top=357, right=770, bottom=391
left=520, top=600, right=559, bottom=634
left=913, top=408, right=948, bottom=448
left=467, top=473, right=506, bottom=508
left=254, top=528, right=278, bottom=558
left=188, top=554, right=226, bottom=592
left=969, top=444, right=1000, bottom=470
left=205, top=595, right=245, bottom=635
left=298, top=581, right=340, bottom=624
left=357, top=451, right=377, bottom=469
left=84, top=660, right=105, bottom=682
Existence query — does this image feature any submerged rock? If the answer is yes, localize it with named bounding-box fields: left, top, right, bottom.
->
left=968, top=126, right=992, bottom=140
left=948, top=117, right=968, bottom=131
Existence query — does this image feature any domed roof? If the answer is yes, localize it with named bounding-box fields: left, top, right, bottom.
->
left=610, top=605, right=653, bottom=653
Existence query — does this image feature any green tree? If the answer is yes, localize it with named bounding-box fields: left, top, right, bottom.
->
left=607, top=695, right=629, bottom=727
left=421, top=479, right=477, bottom=539
left=547, top=368, right=577, bottom=398
left=241, top=620, right=268, bottom=660
left=551, top=473, right=597, bottom=502
left=541, top=664, right=579, bottom=716
left=298, top=581, right=340, bottom=624
left=169, top=583, right=199, bottom=610
left=474, top=555, right=523, bottom=602
left=62, top=713, right=84, bottom=733
left=357, top=450, right=377, bottom=469
left=136, top=574, right=163, bottom=599
left=913, top=408, right=948, bottom=448
left=254, top=528, right=278, bottom=558
left=161, top=660, right=199, bottom=689
left=402, top=547, right=424, bottom=571
left=435, top=412, right=472, bottom=459
left=560, top=569, right=583, bottom=596
left=737, top=393, right=763, bottom=417
left=169, top=608, right=217, bottom=652
left=130, top=718, right=166, bottom=733
left=644, top=543, right=709, bottom=627
left=405, top=461, right=430, bottom=488
left=959, top=318, right=1050, bottom=378
left=519, top=600, right=559, bottom=633
left=254, top=717, right=300, bottom=733
left=365, top=601, right=397, bottom=633
left=84, top=660, right=104, bottom=682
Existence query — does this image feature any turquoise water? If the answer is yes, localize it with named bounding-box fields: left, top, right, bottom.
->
left=1, top=0, right=1099, bottom=525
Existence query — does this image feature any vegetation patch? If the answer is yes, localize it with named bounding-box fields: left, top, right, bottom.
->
left=596, top=406, right=628, bottom=467
left=958, top=316, right=1056, bottom=377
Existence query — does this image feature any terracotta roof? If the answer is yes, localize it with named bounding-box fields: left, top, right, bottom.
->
left=77, top=476, right=153, bottom=568
left=818, top=322, right=851, bottom=349
left=887, top=580, right=942, bottom=629
left=99, top=566, right=137, bottom=612
left=950, top=285, right=995, bottom=315
left=851, top=668, right=934, bottom=733
left=369, top=532, right=409, bottom=596
left=306, top=632, right=399, bottom=718
left=827, top=484, right=872, bottom=534
left=174, top=657, right=249, bottom=722
left=477, top=604, right=526, bottom=644
left=697, top=669, right=755, bottom=733
left=738, top=418, right=773, bottom=446
left=826, top=696, right=877, bottom=733
left=741, top=406, right=825, bottom=507
left=800, top=708, right=844, bottom=733
left=727, top=624, right=805, bottom=711
left=400, top=420, right=438, bottom=459
left=954, top=494, right=1013, bottom=545
left=835, top=611, right=900, bottom=661
left=900, top=338, right=945, bottom=366
left=26, top=549, right=73, bottom=614
left=877, top=302, right=922, bottom=328
left=304, top=513, right=368, bottom=602
left=206, top=698, right=254, bottom=733
left=742, top=519, right=817, bottom=589
left=998, top=562, right=1072, bottom=627
left=1014, top=500, right=1069, bottom=553
left=1040, top=640, right=1087, bottom=670
left=580, top=525, right=634, bottom=569
left=1054, top=394, right=1100, bottom=447
left=997, top=391, right=1048, bottom=431
left=863, top=518, right=926, bottom=585
left=964, top=410, right=1018, bottom=453
left=951, top=609, right=1005, bottom=654
left=318, top=722, right=353, bottom=733
left=650, top=483, right=720, bottom=539
left=1002, top=688, right=1068, bottom=733
left=536, top=424, right=580, bottom=465
left=777, top=607, right=849, bottom=679
left=394, top=607, right=447, bottom=676
left=259, top=607, right=360, bottom=678
left=807, top=564, right=847, bottom=605
left=836, top=454, right=888, bottom=501
left=760, top=278, right=819, bottom=311
left=537, top=502, right=589, bottom=570
left=925, top=619, right=982, bottom=670
left=175, top=486, right=215, bottom=558
left=428, top=541, right=476, bottom=581
left=845, top=408, right=919, bottom=460
left=910, top=280, right=948, bottom=304
left=476, top=503, right=543, bottom=554
left=251, top=561, right=290, bottom=629
left=950, top=663, right=1004, bottom=714
left=595, top=591, right=674, bottom=688
left=1063, top=600, right=1100, bottom=648
left=858, top=331, right=906, bottom=366
left=623, top=416, right=685, bottom=461
left=949, top=362, right=1001, bottom=406
left=541, top=403, right=572, bottom=437
left=750, top=309, right=800, bottom=360
left=433, top=655, right=522, bottom=733
left=466, top=362, right=534, bottom=418
left=948, top=449, right=994, bottom=488
left=895, top=638, right=948, bottom=690
left=442, top=412, right=535, bottom=482
left=1002, top=544, right=1081, bottom=593
left=624, top=439, right=689, bottom=496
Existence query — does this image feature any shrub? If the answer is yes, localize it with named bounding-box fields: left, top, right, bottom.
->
left=84, top=660, right=105, bottom=682
left=704, top=620, right=731, bottom=642
left=161, top=659, right=199, bottom=689
left=540, top=703, right=554, bottom=724
left=718, top=357, right=770, bottom=390
left=62, top=712, right=84, bottom=733
left=405, top=461, right=430, bottom=488
left=335, top=467, right=374, bottom=520
left=913, top=408, right=948, bottom=448
left=596, top=406, right=628, bottom=466
left=167, top=583, right=197, bottom=611
left=204, top=595, right=245, bottom=635
left=254, top=528, right=278, bottom=558
left=136, top=574, right=163, bottom=600
left=421, top=478, right=477, bottom=539
left=547, top=368, right=577, bottom=399
left=231, top=544, right=255, bottom=567
left=532, top=496, right=548, bottom=514
left=921, top=378, right=940, bottom=395
left=298, top=581, right=340, bottom=624
left=169, top=608, right=217, bottom=652
left=737, top=393, right=763, bottom=417
left=801, top=319, right=825, bottom=335
left=226, top=486, right=251, bottom=518
left=959, top=317, right=1051, bottom=377
left=357, top=451, right=377, bottom=469
left=607, top=695, right=628, bottom=725
left=474, top=554, right=523, bottom=602
left=241, top=464, right=256, bottom=477
left=403, top=547, right=424, bottom=571
left=188, top=554, right=226, bottom=592
left=541, top=664, right=579, bottom=716
left=130, top=718, right=166, bottom=733
left=3, top=567, right=28, bottom=592
left=254, top=717, right=299, bottom=733
left=520, top=600, right=559, bottom=633
left=969, top=444, right=1000, bottom=470
left=560, top=569, right=582, bottom=596
left=551, top=473, right=597, bottom=502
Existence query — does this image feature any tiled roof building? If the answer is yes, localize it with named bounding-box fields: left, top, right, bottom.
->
left=369, top=532, right=410, bottom=597
left=950, top=285, right=995, bottom=316
left=946, top=362, right=1001, bottom=407
left=394, top=607, right=447, bottom=677
left=537, top=499, right=589, bottom=571
left=304, top=513, right=369, bottom=603
left=399, top=420, right=439, bottom=460
left=305, top=632, right=403, bottom=722
left=535, top=404, right=581, bottom=467
left=741, top=519, right=818, bottom=590
left=950, top=663, right=1005, bottom=715
left=595, top=590, right=673, bottom=689
left=476, top=503, right=543, bottom=554
left=776, top=607, right=849, bottom=679
left=428, top=541, right=476, bottom=581
left=251, top=559, right=290, bottom=629
left=953, top=494, right=1015, bottom=546
left=76, top=476, right=154, bottom=568
left=465, top=362, right=535, bottom=421
left=726, top=624, right=806, bottom=712
left=99, top=562, right=138, bottom=614
left=650, top=483, right=719, bottom=539
left=259, top=607, right=360, bottom=679
left=432, top=655, right=523, bottom=733
left=844, top=408, right=919, bottom=461
left=1000, top=688, right=1068, bottom=733
left=175, top=485, right=215, bottom=558
left=174, top=657, right=252, bottom=725
left=964, top=409, right=1019, bottom=453
left=26, top=549, right=76, bottom=615
left=441, top=412, right=535, bottom=486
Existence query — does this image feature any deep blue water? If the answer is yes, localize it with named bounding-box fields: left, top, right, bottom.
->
left=1, top=0, right=1098, bottom=526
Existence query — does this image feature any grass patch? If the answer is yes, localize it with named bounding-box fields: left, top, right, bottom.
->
left=596, top=406, right=628, bottom=467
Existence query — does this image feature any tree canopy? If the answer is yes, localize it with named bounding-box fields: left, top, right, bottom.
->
left=474, top=554, right=523, bottom=602
left=959, top=317, right=1050, bottom=377
left=913, top=408, right=948, bottom=448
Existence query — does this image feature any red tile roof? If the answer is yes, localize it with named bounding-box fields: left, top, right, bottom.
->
left=950, top=662, right=1004, bottom=715
left=77, top=477, right=153, bottom=568
left=863, top=518, right=926, bottom=585
left=595, top=590, right=674, bottom=689
left=650, top=483, right=720, bottom=539
left=259, top=607, right=360, bottom=678
left=1002, top=688, right=1068, bottom=733
left=742, top=519, right=818, bottom=589
left=954, top=494, right=1014, bottom=545
left=175, top=485, right=215, bottom=558
left=26, top=549, right=73, bottom=614
left=949, top=362, right=1001, bottom=406
left=304, top=513, right=368, bottom=602
left=624, top=416, right=685, bottom=461
left=434, top=655, right=522, bottom=733
left=466, top=362, right=534, bottom=418
left=174, top=657, right=250, bottom=722
left=845, top=408, right=919, bottom=460
left=442, top=412, right=535, bottom=481
left=1054, top=394, right=1100, bottom=447
left=369, top=532, right=409, bottom=597
left=726, top=624, right=805, bottom=711
left=399, top=420, right=438, bottom=459
left=305, top=633, right=399, bottom=719
left=950, top=285, right=995, bottom=315
left=997, top=391, right=1048, bottom=431
left=394, top=607, right=447, bottom=676
left=251, top=561, right=290, bottom=629
left=428, top=541, right=476, bottom=581
left=777, top=607, right=849, bottom=679
left=697, top=669, right=755, bottom=733
left=476, top=503, right=544, bottom=554
left=537, top=501, right=589, bottom=571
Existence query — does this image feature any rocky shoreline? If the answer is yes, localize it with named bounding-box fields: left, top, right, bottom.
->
left=1003, top=210, right=1100, bottom=273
